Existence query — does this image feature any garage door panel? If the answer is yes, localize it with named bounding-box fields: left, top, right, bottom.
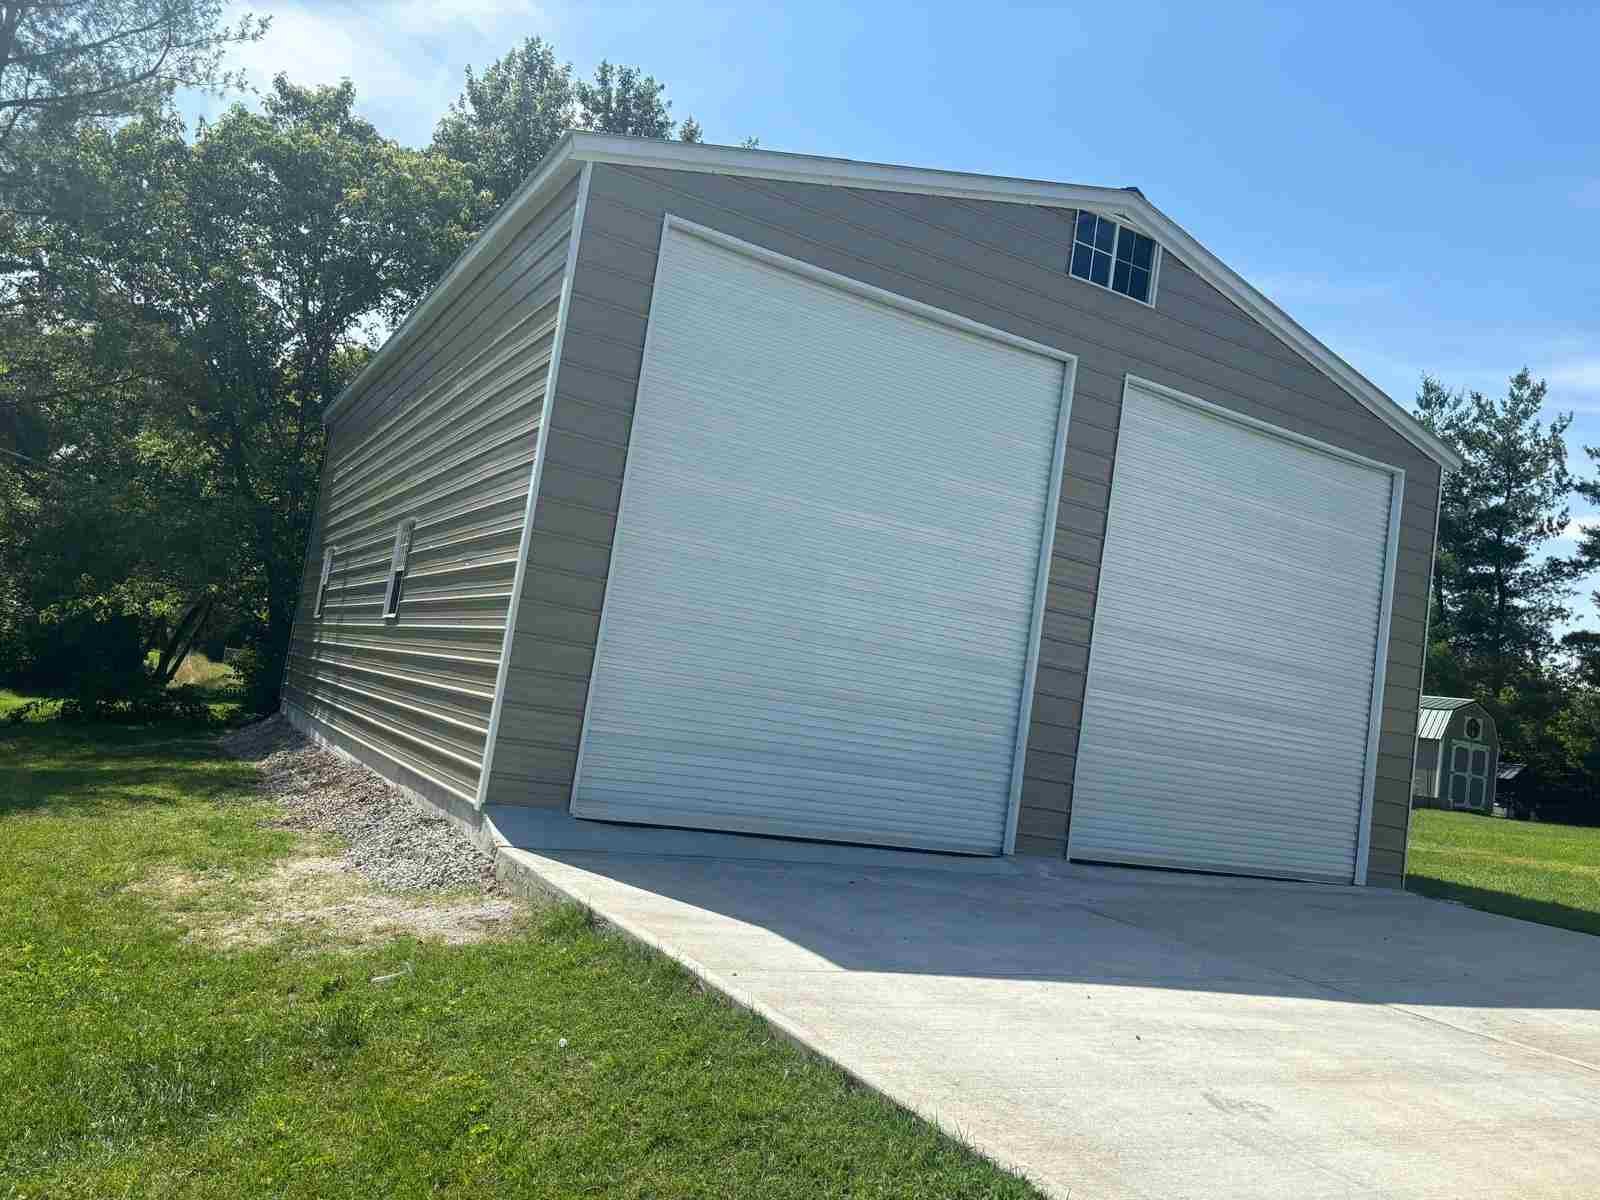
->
left=1102, top=509, right=1389, bottom=594
left=1087, top=640, right=1381, bottom=718
left=572, top=223, right=1069, bottom=853
left=586, top=638, right=1029, bottom=731
left=604, top=518, right=1043, bottom=611
left=1070, top=382, right=1394, bottom=882
left=626, top=447, right=1053, bottom=558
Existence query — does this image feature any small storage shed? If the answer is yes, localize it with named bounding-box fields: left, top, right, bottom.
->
left=281, top=134, right=1462, bottom=887
left=1412, top=695, right=1499, bottom=812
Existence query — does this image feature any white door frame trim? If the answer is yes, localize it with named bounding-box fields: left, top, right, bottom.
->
left=568, top=212, right=1078, bottom=856
left=1067, top=373, right=1405, bottom=885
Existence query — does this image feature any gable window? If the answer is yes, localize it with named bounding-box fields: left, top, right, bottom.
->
left=1464, top=716, right=1482, bottom=740
left=383, top=520, right=416, bottom=619
left=314, top=547, right=337, bottom=618
left=1070, top=211, right=1158, bottom=304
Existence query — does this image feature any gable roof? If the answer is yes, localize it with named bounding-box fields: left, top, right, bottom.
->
left=325, top=133, right=1463, bottom=472
left=1418, top=695, right=1481, bottom=741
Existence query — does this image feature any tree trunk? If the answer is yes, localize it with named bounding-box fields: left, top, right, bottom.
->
left=153, top=594, right=214, bottom=686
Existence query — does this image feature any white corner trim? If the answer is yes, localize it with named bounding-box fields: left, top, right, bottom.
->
left=323, top=131, right=1461, bottom=473
left=1005, top=355, right=1077, bottom=854
left=1356, top=470, right=1405, bottom=886
left=474, top=161, right=593, bottom=809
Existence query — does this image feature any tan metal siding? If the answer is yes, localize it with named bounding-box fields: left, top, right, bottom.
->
left=283, top=175, right=580, bottom=805
left=493, top=164, right=1438, bottom=887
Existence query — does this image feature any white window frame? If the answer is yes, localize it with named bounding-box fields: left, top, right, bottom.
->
left=314, top=547, right=336, bottom=618
left=383, top=520, right=416, bottom=619
left=1068, top=210, right=1162, bottom=307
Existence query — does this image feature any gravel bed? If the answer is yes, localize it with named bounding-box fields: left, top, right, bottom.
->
left=220, top=715, right=498, bottom=894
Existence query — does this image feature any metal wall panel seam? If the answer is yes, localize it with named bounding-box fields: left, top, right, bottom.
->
left=1005, top=356, right=1077, bottom=852
left=475, top=162, right=592, bottom=809
left=1354, top=471, right=1406, bottom=884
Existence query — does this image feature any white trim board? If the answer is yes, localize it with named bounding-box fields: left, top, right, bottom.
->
left=321, top=133, right=1460, bottom=473
left=473, top=162, right=593, bottom=809
left=568, top=214, right=1078, bottom=856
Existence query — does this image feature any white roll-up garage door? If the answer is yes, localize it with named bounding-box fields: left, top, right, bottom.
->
left=1069, top=380, right=1397, bottom=883
left=570, top=220, right=1071, bottom=853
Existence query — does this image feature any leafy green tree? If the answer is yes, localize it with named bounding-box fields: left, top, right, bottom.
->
left=1415, top=369, right=1576, bottom=693
left=0, top=0, right=263, bottom=185
left=430, top=38, right=706, bottom=213
left=429, top=36, right=574, bottom=210
left=8, top=78, right=476, bottom=705
left=575, top=59, right=677, bottom=139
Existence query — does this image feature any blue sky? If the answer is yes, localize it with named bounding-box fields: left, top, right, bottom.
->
left=192, top=0, right=1600, bottom=626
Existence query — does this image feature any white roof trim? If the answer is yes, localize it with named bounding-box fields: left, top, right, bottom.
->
left=324, top=133, right=1462, bottom=472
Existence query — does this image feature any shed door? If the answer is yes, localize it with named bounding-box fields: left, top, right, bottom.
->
left=1069, top=382, right=1396, bottom=883
left=570, top=223, right=1068, bottom=853
left=1448, top=742, right=1490, bottom=810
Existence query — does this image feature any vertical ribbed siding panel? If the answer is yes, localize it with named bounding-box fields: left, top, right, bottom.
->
left=282, top=175, right=581, bottom=806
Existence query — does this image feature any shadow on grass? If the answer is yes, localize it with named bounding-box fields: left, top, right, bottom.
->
left=1406, top=874, right=1600, bottom=938
left=0, top=721, right=256, bottom=817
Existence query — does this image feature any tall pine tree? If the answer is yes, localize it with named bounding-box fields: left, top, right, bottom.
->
left=1415, top=369, right=1575, bottom=693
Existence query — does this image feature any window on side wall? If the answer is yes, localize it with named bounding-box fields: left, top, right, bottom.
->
left=1069, top=210, right=1159, bottom=305
left=383, top=520, right=416, bottom=619
left=314, top=547, right=337, bottom=618
left=1464, top=716, right=1482, bottom=740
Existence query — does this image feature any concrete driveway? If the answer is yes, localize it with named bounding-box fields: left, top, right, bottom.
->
left=489, top=809, right=1600, bottom=1200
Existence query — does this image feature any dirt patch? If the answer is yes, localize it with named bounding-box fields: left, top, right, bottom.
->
left=136, top=856, right=520, bottom=950
left=163, top=714, right=526, bottom=951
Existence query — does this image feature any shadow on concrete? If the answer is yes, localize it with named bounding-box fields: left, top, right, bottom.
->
left=488, top=805, right=1600, bottom=1014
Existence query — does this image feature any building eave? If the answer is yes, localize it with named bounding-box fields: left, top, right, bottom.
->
left=323, top=132, right=1463, bottom=474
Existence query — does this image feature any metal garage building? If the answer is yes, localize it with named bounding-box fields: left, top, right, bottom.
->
left=282, top=133, right=1460, bottom=887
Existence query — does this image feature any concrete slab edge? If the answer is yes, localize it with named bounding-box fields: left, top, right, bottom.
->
left=487, top=839, right=1054, bottom=1198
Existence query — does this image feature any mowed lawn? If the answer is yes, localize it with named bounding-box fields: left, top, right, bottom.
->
left=1, top=718, right=1038, bottom=1199
left=1407, top=809, right=1600, bottom=937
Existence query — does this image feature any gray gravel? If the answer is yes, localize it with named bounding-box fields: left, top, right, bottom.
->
left=220, top=715, right=498, bottom=894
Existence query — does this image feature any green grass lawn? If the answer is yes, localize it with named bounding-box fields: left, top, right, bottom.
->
left=1, top=717, right=1037, bottom=1199
left=1407, top=809, right=1600, bottom=936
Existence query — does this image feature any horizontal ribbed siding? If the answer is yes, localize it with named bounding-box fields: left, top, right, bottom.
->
left=284, top=175, right=580, bottom=804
